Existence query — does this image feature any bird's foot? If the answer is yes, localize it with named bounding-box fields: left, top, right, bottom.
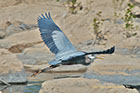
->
left=31, top=70, right=42, bottom=77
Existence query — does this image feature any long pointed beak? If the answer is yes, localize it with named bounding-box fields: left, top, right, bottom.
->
left=95, top=55, right=104, bottom=59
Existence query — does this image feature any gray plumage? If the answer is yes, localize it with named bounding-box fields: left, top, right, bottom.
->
left=38, top=12, right=115, bottom=66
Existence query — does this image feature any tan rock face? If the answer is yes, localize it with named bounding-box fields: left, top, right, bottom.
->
left=0, top=0, right=139, bottom=48
left=0, top=30, right=42, bottom=49
left=0, top=0, right=53, bottom=7
left=87, top=54, right=140, bottom=76
left=0, top=0, right=139, bottom=91
left=0, top=30, right=6, bottom=39
left=0, top=49, right=22, bottom=74
left=23, top=43, right=49, bottom=54
left=0, top=49, right=27, bottom=83
left=39, top=78, right=138, bottom=93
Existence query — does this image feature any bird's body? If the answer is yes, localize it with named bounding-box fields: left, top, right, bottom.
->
left=31, top=12, right=115, bottom=77
left=49, top=51, right=85, bottom=65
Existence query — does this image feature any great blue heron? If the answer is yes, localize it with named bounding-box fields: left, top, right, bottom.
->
left=31, top=12, right=115, bottom=77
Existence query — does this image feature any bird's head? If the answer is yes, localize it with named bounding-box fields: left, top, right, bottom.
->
left=84, top=54, right=104, bottom=65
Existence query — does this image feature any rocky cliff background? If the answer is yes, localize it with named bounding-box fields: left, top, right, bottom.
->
left=0, top=0, right=140, bottom=93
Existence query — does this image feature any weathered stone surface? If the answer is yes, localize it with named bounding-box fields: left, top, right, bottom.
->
left=8, top=44, right=32, bottom=53
left=84, top=54, right=140, bottom=85
left=0, top=49, right=27, bottom=84
left=4, top=21, right=32, bottom=36
left=0, top=30, right=6, bottom=39
left=0, top=85, right=25, bottom=93
left=22, top=43, right=48, bottom=54
left=17, top=51, right=54, bottom=65
left=6, top=25, right=24, bottom=36
left=0, top=30, right=42, bottom=49
left=29, top=24, right=38, bottom=29
left=16, top=43, right=54, bottom=65
left=39, top=78, right=138, bottom=93
left=12, top=20, right=31, bottom=30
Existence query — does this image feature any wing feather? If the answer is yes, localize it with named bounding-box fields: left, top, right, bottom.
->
left=38, top=12, right=77, bottom=56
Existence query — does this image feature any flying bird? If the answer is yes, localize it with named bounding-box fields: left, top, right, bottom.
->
left=31, top=12, right=115, bottom=77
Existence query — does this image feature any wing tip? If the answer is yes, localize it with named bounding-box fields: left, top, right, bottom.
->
left=108, top=46, right=115, bottom=54
left=37, top=12, right=52, bottom=20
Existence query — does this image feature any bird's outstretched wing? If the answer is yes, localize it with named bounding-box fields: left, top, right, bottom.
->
left=85, top=46, right=115, bottom=55
left=38, top=12, right=77, bottom=55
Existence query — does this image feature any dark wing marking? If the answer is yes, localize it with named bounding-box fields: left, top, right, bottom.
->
left=85, top=46, right=115, bottom=55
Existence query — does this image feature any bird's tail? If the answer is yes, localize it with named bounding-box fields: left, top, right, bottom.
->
left=85, top=46, right=115, bottom=55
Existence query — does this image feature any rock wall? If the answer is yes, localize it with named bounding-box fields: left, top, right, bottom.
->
left=39, top=78, right=138, bottom=93
left=0, top=49, right=27, bottom=84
